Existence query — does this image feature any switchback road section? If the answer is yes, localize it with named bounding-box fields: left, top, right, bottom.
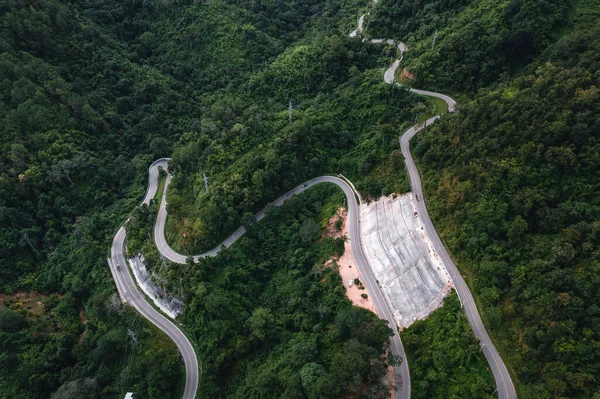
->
left=108, top=158, right=199, bottom=399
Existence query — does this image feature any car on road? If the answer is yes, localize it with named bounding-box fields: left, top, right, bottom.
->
left=415, top=194, right=420, bottom=201
left=302, top=183, right=308, bottom=188
left=116, top=265, right=121, bottom=271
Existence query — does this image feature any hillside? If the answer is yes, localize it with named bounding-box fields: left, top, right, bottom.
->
left=411, top=0, right=600, bottom=397
left=2, top=0, right=599, bottom=397
left=368, top=0, right=573, bottom=92
left=0, top=0, right=407, bottom=397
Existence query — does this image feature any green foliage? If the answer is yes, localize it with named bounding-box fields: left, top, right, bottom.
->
left=170, top=185, right=395, bottom=397
left=2, top=0, right=374, bottom=396
left=0, top=308, right=27, bottom=333
left=403, top=294, right=496, bottom=398
left=0, top=290, right=182, bottom=399
left=166, top=43, right=421, bottom=253
left=9, top=0, right=593, bottom=395
left=368, top=0, right=573, bottom=92
left=1, top=1, right=411, bottom=394
left=413, top=2, right=600, bottom=396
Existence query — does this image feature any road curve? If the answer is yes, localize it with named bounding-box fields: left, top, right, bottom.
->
left=358, top=7, right=515, bottom=398
left=375, top=23, right=516, bottom=399
left=400, top=116, right=517, bottom=399
left=108, top=158, right=199, bottom=399
left=152, top=166, right=409, bottom=398
left=107, top=8, right=513, bottom=399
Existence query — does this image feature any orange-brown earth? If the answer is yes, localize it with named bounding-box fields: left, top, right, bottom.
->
left=324, top=208, right=376, bottom=313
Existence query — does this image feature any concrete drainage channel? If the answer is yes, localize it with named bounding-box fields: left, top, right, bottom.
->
left=349, top=2, right=516, bottom=398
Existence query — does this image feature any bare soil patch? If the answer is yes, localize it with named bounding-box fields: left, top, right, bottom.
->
left=399, top=67, right=415, bottom=83
left=324, top=208, right=376, bottom=313
left=0, top=291, right=48, bottom=317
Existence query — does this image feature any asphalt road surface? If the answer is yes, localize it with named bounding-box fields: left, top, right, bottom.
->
left=112, top=160, right=410, bottom=399
left=108, top=159, right=199, bottom=399
left=371, top=19, right=516, bottom=398
left=106, top=10, right=515, bottom=399
left=401, top=114, right=517, bottom=399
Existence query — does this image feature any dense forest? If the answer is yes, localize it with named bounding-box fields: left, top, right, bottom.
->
left=176, top=185, right=395, bottom=397
left=129, top=184, right=397, bottom=397
left=0, top=0, right=420, bottom=397
left=165, top=62, right=422, bottom=252
left=0, top=0, right=185, bottom=396
left=3, top=0, right=599, bottom=397
left=368, top=0, right=573, bottom=92
left=404, top=294, right=496, bottom=398
left=412, top=0, right=600, bottom=397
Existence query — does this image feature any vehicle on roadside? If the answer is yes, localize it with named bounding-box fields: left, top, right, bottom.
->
left=303, top=183, right=308, bottom=188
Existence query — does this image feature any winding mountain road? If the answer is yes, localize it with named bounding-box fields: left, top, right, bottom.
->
left=401, top=117, right=516, bottom=399
left=107, top=160, right=199, bottom=399
left=153, top=169, right=410, bottom=399
left=106, top=7, right=514, bottom=399
left=359, top=9, right=517, bottom=399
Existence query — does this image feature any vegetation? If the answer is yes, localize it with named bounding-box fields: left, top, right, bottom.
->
left=368, top=0, right=573, bottom=92
left=403, top=294, right=495, bottom=398
left=0, top=0, right=418, bottom=396
left=0, top=291, right=182, bottom=398
left=5, top=0, right=597, bottom=396
left=168, top=185, right=396, bottom=397
left=412, top=1, right=600, bottom=396
left=165, top=45, right=423, bottom=253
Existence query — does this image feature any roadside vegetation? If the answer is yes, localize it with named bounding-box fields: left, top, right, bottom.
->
left=368, top=0, right=574, bottom=93
left=3, top=0, right=598, bottom=397
left=403, top=294, right=496, bottom=398
left=411, top=1, right=600, bottom=397
left=177, top=185, right=396, bottom=397
left=0, top=0, right=415, bottom=396
left=164, top=54, right=423, bottom=253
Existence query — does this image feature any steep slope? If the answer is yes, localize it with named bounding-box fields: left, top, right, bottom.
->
left=368, top=0, right=573, bottom=92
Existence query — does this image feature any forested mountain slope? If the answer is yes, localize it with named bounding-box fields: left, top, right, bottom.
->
left=411, top=1, right=600, bottom=397
left=1, top=0, right=382, bottom=397
left=368, top=0, right=573, bottom=92
left=3, top=0, right=599, bottom=397
left=172, top=186, right=395, bottom=397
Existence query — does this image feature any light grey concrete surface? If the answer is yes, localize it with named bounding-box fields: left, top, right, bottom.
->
left=109, top=226, right=199, bottom=399
left=401, top=116, right=516, bottom=399
left=106, top=4, right=513, bottom=399
left=108, top=157, right=199, bottom=399
left=349, top=14, right=365, bottom=37
left=360, top=194, right=451, bottom=328
left=128, top=255, right=184, bottom=319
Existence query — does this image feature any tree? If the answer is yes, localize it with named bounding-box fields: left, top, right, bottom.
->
left=246, top=307, right=275, bottom=341
left=299, top=219, right=319, bottom=243
left=300, top=362, right=325, bottom=391
left=241, top=212, right=257, bottom=230
left=0, top=309, right=26, bottom=333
